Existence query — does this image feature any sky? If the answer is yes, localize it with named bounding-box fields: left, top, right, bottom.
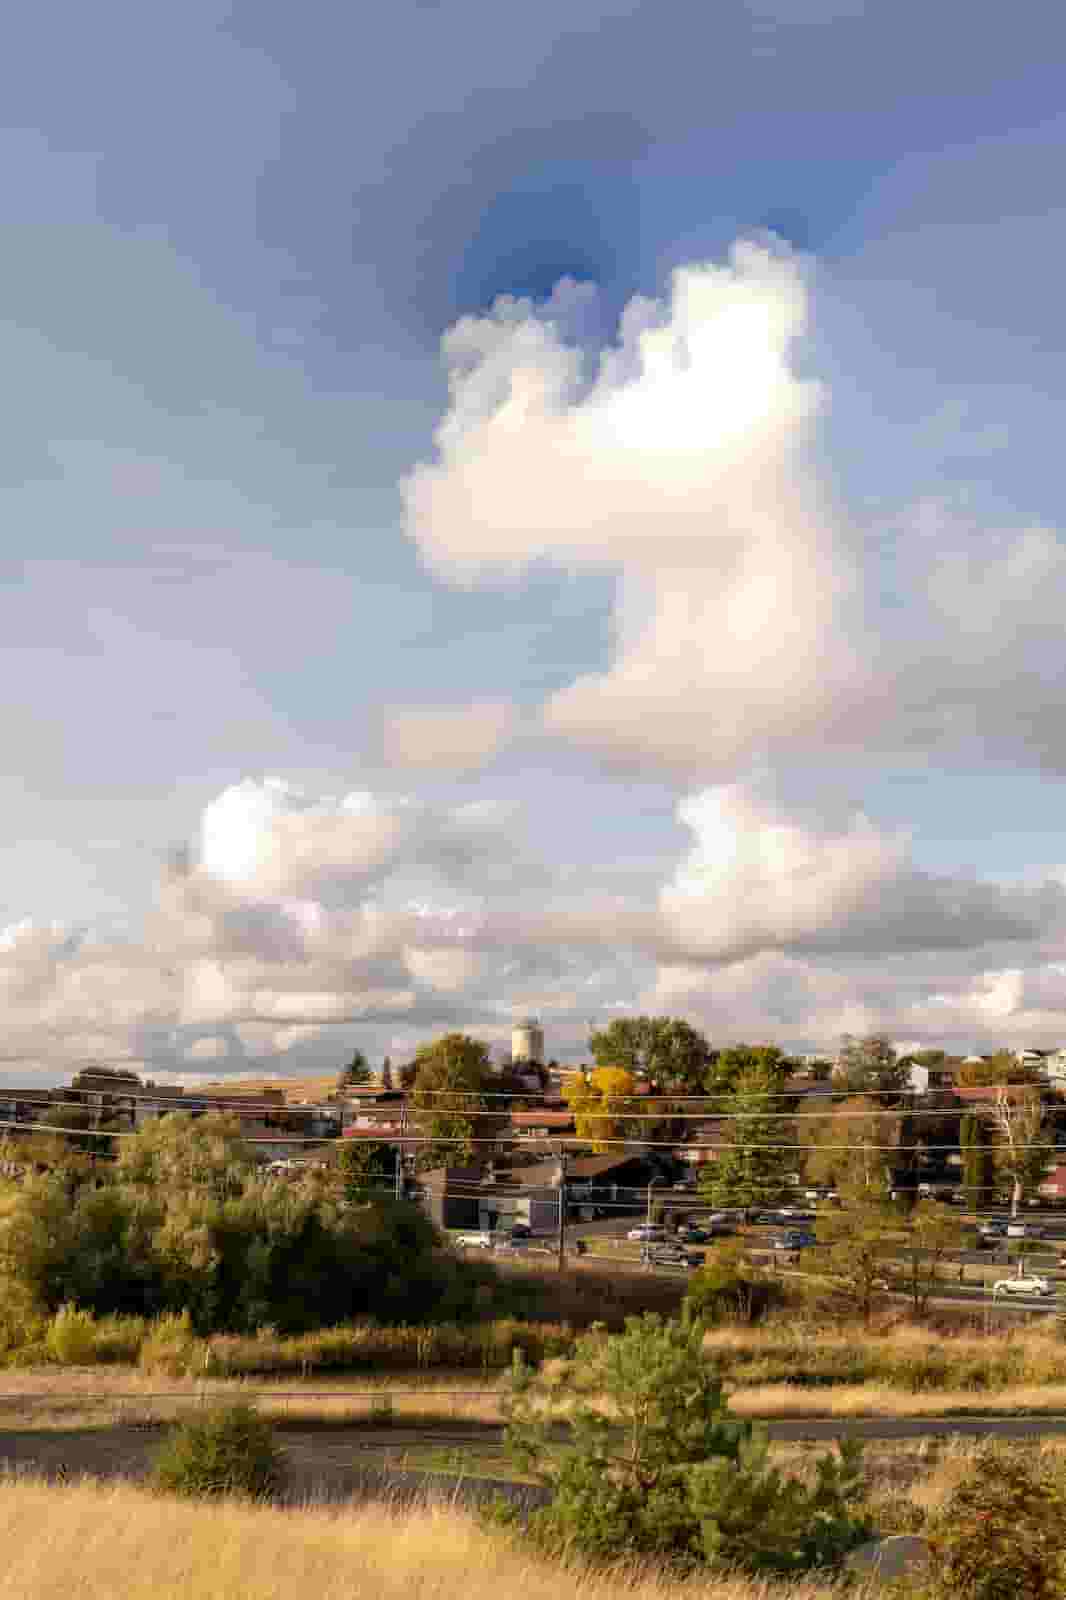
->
left=4, top=0, right=1066, bottom=1084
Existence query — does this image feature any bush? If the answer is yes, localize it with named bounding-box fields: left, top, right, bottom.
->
left=151, top=1403, right=281, bottom=1500
left=682, top=1242, right=777, bottom=1327
left=44, top=1304, right=98, bottom=1365
left=919, top=1442, right=1066, bottom=1599
left=139, top=1312, right=208, bottom=1378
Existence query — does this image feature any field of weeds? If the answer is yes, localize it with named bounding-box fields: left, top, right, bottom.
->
left=0, top=1477, right=874, bottom=1600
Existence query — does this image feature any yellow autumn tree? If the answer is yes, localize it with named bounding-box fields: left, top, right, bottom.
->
left=563, top=1066, right=637, bottom=1152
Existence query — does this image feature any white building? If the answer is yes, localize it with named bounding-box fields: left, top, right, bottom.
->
left=511, top=1017, right=545, bottom=1065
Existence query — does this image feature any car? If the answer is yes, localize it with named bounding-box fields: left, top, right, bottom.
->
left=993, top=1275, right=1053, bottom=1297
left=676, top=1225, right=712, bottom=1243
left=493, top=1237, right=529, bottom=1253
left=1007, top=1222, right=1042, bottom=1238
left=627, top=1224, right=668, bottom=1242
left=642, top=1245, right=700, bottom=1269
left=453, top=1231, right=494, bottom=1249
left=979, top=1220, right=1008, bottom=1237
left=767, top=1230, right=817, bottom=1250
left=508, top=1222, right=532, bottom=1239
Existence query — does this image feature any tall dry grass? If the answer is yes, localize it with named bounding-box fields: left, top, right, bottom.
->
left=0, top=1367, right=512, bottom=1430
left=0, top=1478, right=872, bottom=1600
left=703, top=1320, right=1066, bottom=1394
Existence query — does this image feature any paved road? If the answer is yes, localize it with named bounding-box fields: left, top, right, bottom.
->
left=764, top=1416, right=1066, bottom=1442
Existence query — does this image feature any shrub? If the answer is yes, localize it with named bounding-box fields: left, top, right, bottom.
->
left=682, top=1242, right=776, bottom=1327
left=920, top=1441, right=1066, bottom=1600
left=139, top=1312, right=207, bottom=1378
left=44, top=1304, right=98, bottom=1365
left=152, top=1402, right=281, bottom=1499
left=90, top=1314, right=148, bottom=1364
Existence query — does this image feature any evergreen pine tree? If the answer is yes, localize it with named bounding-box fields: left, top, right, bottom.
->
left=700, top=1063, right=794, bottom=1214
left=337, top=1050, right=373, bottom=1093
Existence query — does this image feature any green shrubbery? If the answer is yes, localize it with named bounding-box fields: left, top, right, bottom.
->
left=1, top=1304, right=574, bottom=1374
left=151, top=1403, right=282, bottom=1500
left=505, top=1312, right=872, bottom=1575
left=0, top=1114, right=491, bottom=1338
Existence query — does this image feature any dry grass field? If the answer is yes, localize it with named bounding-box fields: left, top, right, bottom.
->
left=0, top=1478, right=875, bottom=1600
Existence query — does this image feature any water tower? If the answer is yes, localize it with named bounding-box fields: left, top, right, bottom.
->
left=511, top=1017, right=545, bottom=1065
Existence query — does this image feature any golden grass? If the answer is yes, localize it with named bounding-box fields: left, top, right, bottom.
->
left=0, top=1478, right=871, bottom=1600
left=728, top=1380, right=1066, bottom=1419
left=0, top=1367, right=510, bottom=1430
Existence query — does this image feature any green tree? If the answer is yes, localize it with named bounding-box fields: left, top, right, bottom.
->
left=834, top=1033, right=905, bottom=1096
left=588, top=1016, right=711, bottom=1091
left=336, top=1049, right=373, bottom=1093
left=115, top=1112, right=253, bottom=1201
left=334, top=1139, right=395, bottom=1202
left=961, top=1111, right=996, bottom=1209
left=683, top=1240, right=769, bottom=1327
left=504, top=1313, right=871, bottom=1574
left=380, top=1056, right=394, bottom=1091
left=407, top=1032, right=495, bottom=1170
left=706, top=1044, right=787, bottom=1099
left=892, top=1199, right=965, bottom=1319
left=700, top=1064, right=795, bottom=1213
left=817, top=1185, right=898, bottom=1326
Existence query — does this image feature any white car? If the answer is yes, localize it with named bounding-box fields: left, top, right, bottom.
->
left=993, top=1275, right=1053, bottom=1297
left=454, top=1231, right=494, bottom=1249
left=627, top=1224, right=668, bottom=1242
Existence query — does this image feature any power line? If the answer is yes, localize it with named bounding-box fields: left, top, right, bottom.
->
left=5, top=1113, right=1066, bottom=1156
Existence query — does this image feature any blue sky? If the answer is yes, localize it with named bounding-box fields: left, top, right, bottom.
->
left=4, top=0, right=1066, bottom=1081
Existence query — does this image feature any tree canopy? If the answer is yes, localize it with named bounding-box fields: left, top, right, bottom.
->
left=588, top=1016, right=711, bottom=1091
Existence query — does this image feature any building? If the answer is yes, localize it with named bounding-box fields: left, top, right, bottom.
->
left=511, top=1017, right=545, bottom=1065
left=903, top=1061, right=955, bottom=1096
left=418, top=1165, right=487, bottom=1231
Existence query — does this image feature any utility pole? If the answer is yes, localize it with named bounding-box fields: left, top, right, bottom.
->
left=554, top=1147, right=569, bottom=1271
left=647, top=1175, right=661, bottom=1226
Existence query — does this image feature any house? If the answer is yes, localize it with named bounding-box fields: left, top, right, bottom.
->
left=903, top=1060, right=955, bottom=1096
left=509, top=1109, right=575, bottom=1140
left=417, top=1165, right=487, bottom=1230
left=673, top=1118, right=726, bottom=1167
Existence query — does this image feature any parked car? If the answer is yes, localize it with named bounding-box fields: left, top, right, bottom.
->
left=979, top=1220, right=1008, bottom=1239
left=993, top=1275, right=1053, bottom=1297
left=676, top=1225, right=712, bottom=1244
left=627, top=1224, right=668, bottom=1242
left=454, top=1231, right=494, bottom=1249
left=1007, top=1222, right=1042, bottom=1239
left=493, top=1237, right=528, bottom=1253
left=767, top=1229, right=817, bottom=1250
